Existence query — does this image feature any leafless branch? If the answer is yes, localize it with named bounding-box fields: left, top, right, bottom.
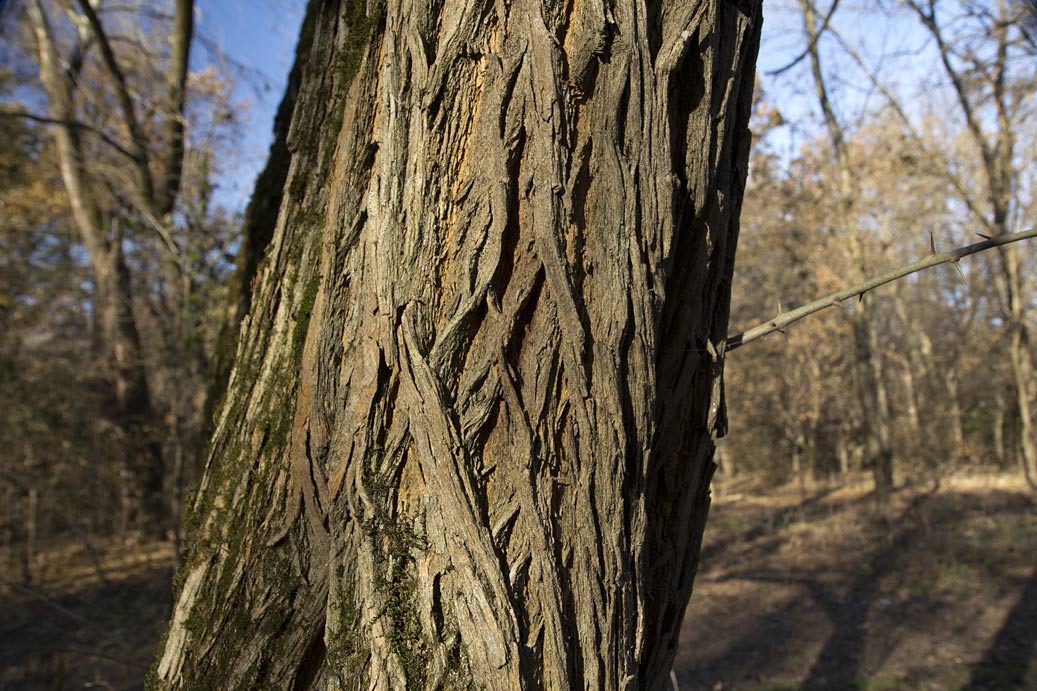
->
left=0, top=577, right=93, bottom=627
left=767, top=0, right=842, bottom=76
left=156, top=0, right=193, bottom=215
left=75, top=0, right=155, bottom=196
left=0, top=108, right=138, bottom=162
left=726, top=227, right=1037, bottom=351
left=826, top=25, right=999, bottom=236
left=904, top=0, right=996, bottom=169
left=0, top=645, right=144, bottom=669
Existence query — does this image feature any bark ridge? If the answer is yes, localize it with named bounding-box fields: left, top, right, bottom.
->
left=152, top=1, right=761, bottom=689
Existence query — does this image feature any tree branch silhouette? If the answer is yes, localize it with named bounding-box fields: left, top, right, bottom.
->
left=726, top=227, right=1037, bottom=351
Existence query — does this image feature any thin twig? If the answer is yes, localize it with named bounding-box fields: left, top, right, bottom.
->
left=0, top=577, right=130, bottom=648
left=0, top=109, right=139, bottom=162
left=767, top=0, right=842, bottom=76
left=726, top=227, right=1037, bottom=351
left=74, top=0, right=153, bottom=180
left=0, top=466, right=111, bottom=587
left=0, top=577, right=92, bottom=627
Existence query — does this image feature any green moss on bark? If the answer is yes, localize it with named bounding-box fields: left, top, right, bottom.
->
left=293, top=271, right=321, bottom=359
left=326, top=574, right=370, bottom=689
left=356, top=457, right=433, bottom=690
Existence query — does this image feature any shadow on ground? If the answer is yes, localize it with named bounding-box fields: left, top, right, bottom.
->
left=4, top=482, right=1034, bottom=691
left=965, top=572, right=1037, bottom=691
left=0, top=541, right=173, bottom=691
left=675, top=480, right=1037, bottom=691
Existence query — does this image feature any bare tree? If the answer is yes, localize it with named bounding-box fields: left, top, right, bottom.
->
left=793, top=0, right=1037, bottom=487
left=20, top=0, right=194, bottom=535
left=794, top=0, right=897, bottom=505
left=900, top=0, right=1037, bottom=488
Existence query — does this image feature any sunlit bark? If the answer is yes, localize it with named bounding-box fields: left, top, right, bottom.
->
left=152, top=1, right=762, bottom=689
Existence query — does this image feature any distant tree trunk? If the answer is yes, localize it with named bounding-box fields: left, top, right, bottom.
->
left=1011, top=329, right=1037, bottom=488
left=942, top=367, right=969, bottom=463
left=26, top=0, right=195, bottom=537
left=28, top=25, right=165, bottom=534
left=152, top=1, right=762, bottom=690
left=836, top=423, right=852, bottom=479
left=800, top=0, right=894, bottom=506
left=92, top=242, right=167, bottom=533
left=853, top=305, right=894, bottom=503
left=903, top=0, right=1036, bottom=491
left=892, top=293, right=935, bottom=465
left=993, top=391, right=1006, bottom=467
left=24, top=486, right=38, bottom=586
left=792, top=444, right=806, bottom=495
left=715, top=439, right=735, bottom=483
left=889, top=346, right=921, bottom=445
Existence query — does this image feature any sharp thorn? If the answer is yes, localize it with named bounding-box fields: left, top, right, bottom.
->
left=976, top=232, right=993, bottom=240
left=929, top=231, right=936, bottom=255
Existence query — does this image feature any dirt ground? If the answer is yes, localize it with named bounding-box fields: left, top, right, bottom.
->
left=1, top=477, right=1034, bottom=690
left=0, top=539, right=173, bottom=690
left=674, top=476, right=1037, bottom=691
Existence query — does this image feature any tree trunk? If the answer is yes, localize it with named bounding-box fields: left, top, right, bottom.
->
left=799, top=0, right=895, bottom=507
left=896, top=352, right=921, bottom=440
left=891, top=291, right=927, bottom=447
left=715, top=438, right=734, bottom=484
left=906, top=0, right=1036, bottom=491
left=853, top=306, right=894, bottom=506
left=836, top=427, right=849, bottom=479
left=27, top=0, right=170, bottom=538
left=152, top=1, right=761, bottom=690
left=204, top=0, right=313, bottom=446
left=24, top=487, right=38, bottom=586
left=993, top=390, right=1006, bottom=467
left=1010, top=327, right=1037, bottom=489
left=942, top=366, right=968, bottom=464
left=93, top=243, right=167, bottom=535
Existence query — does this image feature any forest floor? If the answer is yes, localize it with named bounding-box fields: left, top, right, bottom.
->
left=0, top=538, right=173, bottom=690
left=1, top=476, right=1034, bottom=690
left=675, top=475, right=1037, bottom=691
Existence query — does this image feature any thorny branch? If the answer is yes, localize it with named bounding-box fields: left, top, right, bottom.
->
left=726, top=227, right=1037, bottom=351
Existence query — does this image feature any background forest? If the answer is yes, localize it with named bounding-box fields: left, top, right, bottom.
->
left=1, top=0, right=1035, bottom=689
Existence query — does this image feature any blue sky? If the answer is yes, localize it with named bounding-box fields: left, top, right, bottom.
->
left=194, top=0, right=307, bottom=211
left=753, top=0, right=960, bottom=174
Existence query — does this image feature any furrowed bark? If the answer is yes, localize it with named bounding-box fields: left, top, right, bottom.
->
left=154, top=1, right=761, bottom=689
left=204, top=0, right=318, bottom=440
